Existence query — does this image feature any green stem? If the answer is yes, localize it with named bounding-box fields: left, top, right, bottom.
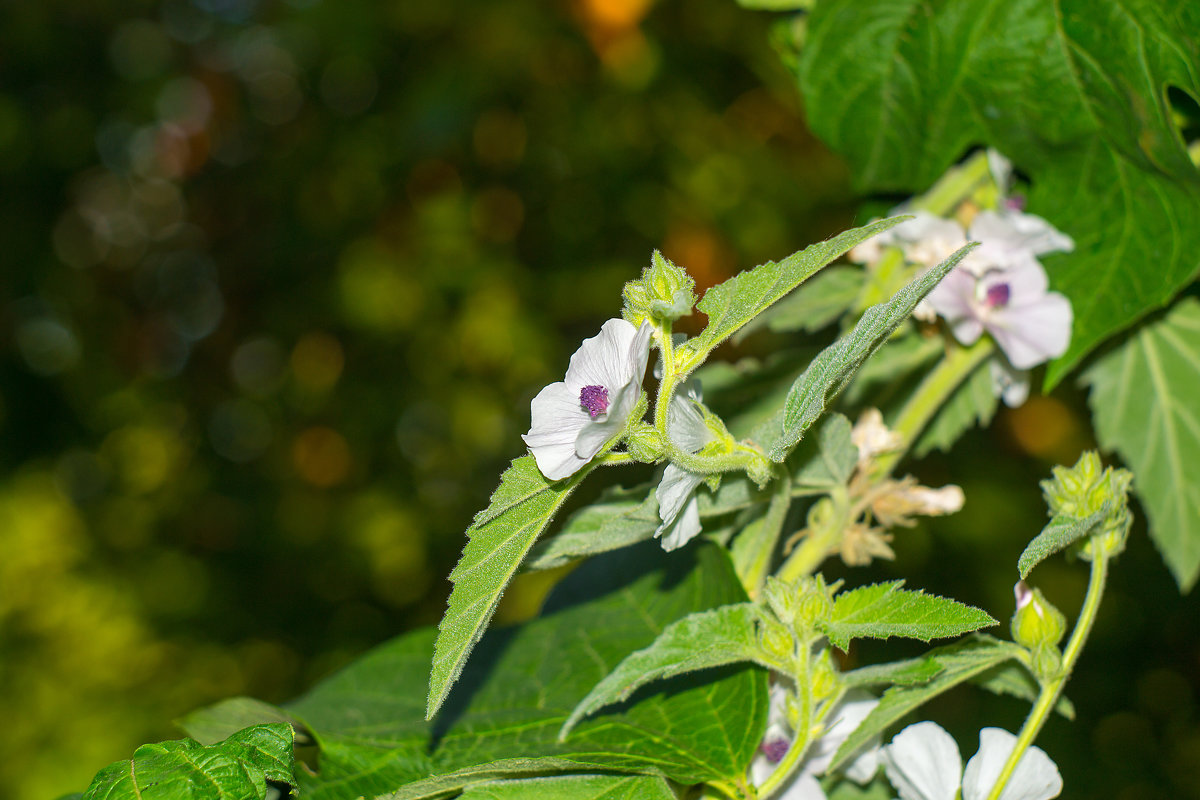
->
left=985, top=553, right=1110, bottom=800
left=735, top=469, right=793, bottom=599
left=776, top=486, right=851, bottom=584
left=910, top=150, right=993, bottom=216
left=758, top=648, right=816, bottom=799
left=873, top=337, right=994, bottom=479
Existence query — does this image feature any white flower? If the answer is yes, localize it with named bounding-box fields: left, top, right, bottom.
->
left=882, top=721, right=1062, bottom=800
left=925, top=258, right=1071, bottom=370
left=655, top=383, right=716, bottom=551
left=522, top=319, right=652, bottom=480
left=851, top=408, right=904, bottom=467
left=849, top=212, right=967, bottom=269
left=750, top=686, right=881, bottom=800
left=963, top=209, right=1074, bottom=277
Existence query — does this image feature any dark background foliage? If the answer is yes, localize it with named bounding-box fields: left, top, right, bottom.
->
left=0, top=1, right=1195, bottom=798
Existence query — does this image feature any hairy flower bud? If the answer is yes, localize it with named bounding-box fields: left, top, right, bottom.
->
left=1010, top=581, right=1067, bottom=650
left=622, top=250, right=697, bottom=327
left=1040, top=451, right=1134, bottom=560
left=624, top=422, right=663, bottom=463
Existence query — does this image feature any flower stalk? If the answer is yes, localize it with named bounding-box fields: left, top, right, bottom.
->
left=985, top=551, right=1110, bottom=800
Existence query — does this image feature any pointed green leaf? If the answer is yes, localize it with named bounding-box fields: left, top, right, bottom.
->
left=289, top=542, right=768, bottom=800
left=791, top=412, right=858, bottom=488
left=737, top=265, right=865, bottom=342
left=824, top=581, right=997, bottom=651
left=177, top=697, right=303, bottom=746
left=1082, top=297, right=1200, bottom=591
left=827, top=636, right=1022, bottom=773
left=459, top=774, right=677, bottom=800
left=842, top=657, right=943, bottom=689
left=81, top=724, right=295, bottom=800
left=561, top=602, right=769, bottom=739
left=971, top=662, right=1075, bottom=720
left=1017, top=507, right=1109, bottom=580
left=683, top=217, right=907, bottom=360
left=428, top=456, right=590, bottom=719
left=912, top=355, right=997, bottom=457
left=791, top=0, right=1200, bottom=384
left=763, top=243, right=976, bottom=460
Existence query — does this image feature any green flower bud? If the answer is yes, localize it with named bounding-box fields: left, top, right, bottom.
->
left=759, top=618, right=794, bottom=664
left=795, top=575, right=834, bottom=631
left=622, top=251, right=697, bottom=327
left=810, top=649, right=839, bottom=703
left=1040, top=451, right=1134, bottom=560
left=1030, top=643, right=1063, bottom=682
left=1010, top=581, right=1067, bottom=651
left=624, top=422, right=663, bottom=463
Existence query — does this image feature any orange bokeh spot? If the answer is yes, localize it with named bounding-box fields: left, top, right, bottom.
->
left=292, top=427, right=352, bottom=488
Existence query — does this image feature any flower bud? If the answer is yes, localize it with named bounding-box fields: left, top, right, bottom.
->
left=1040, top=451, right=1134, bottom=560
left=759, top=619, right=794, bottom=664
left=810, top=649, right=839, bottom=703
left=795, top=575, right=834, bottom=631
left=622, top=251, right=697, bottom=327
left=624, top=422, right=663, bottom=463
left=1010, top=581, right=1067, bottom=651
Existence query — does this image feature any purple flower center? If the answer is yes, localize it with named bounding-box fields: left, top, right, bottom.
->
left=1005, top=194, right=1027, bottom=212
left=761, top=736, right=790, bottom=764
left=985, top=282, right=1011, bottom=308
left=579, top=385, right=610, bottom=418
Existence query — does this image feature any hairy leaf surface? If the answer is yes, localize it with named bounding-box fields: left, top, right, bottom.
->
left=459, top=774, right=677, bottom=800
left=1017, top=507, right=1109, bottom=580
left=428, top=456, right=589, bottom=718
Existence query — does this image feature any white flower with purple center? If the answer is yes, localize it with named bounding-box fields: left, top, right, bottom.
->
left=750, top=685, right=881, bottom=800
left=655, top=383, right=717, bottom=551
left=882, top=721, right=1062, bottom=800
left=522, top=318, right=652, bottom=481
left=925, top=258, right=1072, bottom=372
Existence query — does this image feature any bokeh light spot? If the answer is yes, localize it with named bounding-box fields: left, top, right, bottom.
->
left=290, top=332, right=344, bottom=393
left=292, top=427, right=351, bottom=488
left=208, top=399, right=273, bottom=463
left=337, top=238, right=421, bottom=333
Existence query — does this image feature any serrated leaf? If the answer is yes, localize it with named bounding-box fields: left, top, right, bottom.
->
left=971, top=662, right=1075, bottom=720
left=460, top=774, right=677, bottom=800
left=912, top=355, right=998, bottom=457
left=842, top=657, right=944, bottom=689
left=177, top=697, right=303, bottom=747
left=428, top=455, right=589, bottom=719
left=791, top=412, right=858, bottom=488
left=1017, top=507, right=1109, bottom=580
left=561, top=603, right=769, bottom=738
left=824, top=581, right=997, bottom=651
left=287, top=542, right=767, bottom=800
left=827, top=636, right=1022, bottom=773
left=683, top=217, right=907, bottom=359
left=1082, top=297, right=1200, bottom=591
left=792, top=0, right=1200, bottom=384
left=762, top=244, right=975, bottom=460
left=81, top=724, right=295, bottom=800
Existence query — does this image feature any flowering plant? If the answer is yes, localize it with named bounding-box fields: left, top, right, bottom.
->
left=74, top=2, right=1200, bottom=800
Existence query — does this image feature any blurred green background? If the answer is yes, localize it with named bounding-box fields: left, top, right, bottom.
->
left=0, top=1, right=1195, bottom=799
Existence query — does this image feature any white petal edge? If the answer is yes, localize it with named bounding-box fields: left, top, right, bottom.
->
left=882, top=721, right=963, bottom=800
left=962, top=728, right=1062, bottom=800
left=523, top=382, right=591, bottom=480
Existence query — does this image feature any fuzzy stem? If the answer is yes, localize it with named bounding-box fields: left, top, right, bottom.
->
left=872, top=336, right=994, bottom=479
left=985, top=553, right=1110, bottom=800
left=735, top=469, right=793, bottom=600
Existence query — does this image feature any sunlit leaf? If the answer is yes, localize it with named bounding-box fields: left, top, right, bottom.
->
left=825, top=581, right=997, bottom=651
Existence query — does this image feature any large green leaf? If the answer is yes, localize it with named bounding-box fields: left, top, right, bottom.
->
left=428, top=455, right=590, bottom=719
left=458, top=774, right=677, bottom=800
left=824, top=581, right=997, bottom=651
left=761, top=244, right=975, bottom=460
left=561, top=603, right=770, bottom=739
left=680, top=217, right=906, bottom=360
left=791, top=412, right=858, bottom=488
left=791, top=0, right=1200, bottom=384
left=284, top=542, right=767, bottom=800
left=737, top=265, right=865, bottom=341
left=81, top=725, right=295, bottom=800
left=827, top=636, right=1022, bottom=773
left=1082, top=297, right=1200, bottom=590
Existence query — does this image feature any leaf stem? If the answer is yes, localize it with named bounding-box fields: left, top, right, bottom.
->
left=985, top=552, right=1110, bottom=800
left=910, top=150, right=993, bottom=216
left=872, top=336, right=994, bottom=479
left=735, top=468, right=793, bottom=599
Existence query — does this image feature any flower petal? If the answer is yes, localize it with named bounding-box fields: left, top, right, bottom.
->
left=668, top=391, right=712, bottom=453
left=522, top=382, right=591, bottom=480
left=990, top=358, right=1030, bottom=407
left=777, top=771, right=828, bottom=800
left=988, top=292, right=1072, bottom=369
left=656, top=462, right=705, bottom=547
left=564, top=318, right=639, bottom=390
left=926, top=268, right=981, bottom=342
left=961, top=728, right=1062, bottom=800
left=658, top=493, right=702, bottom=551
left=882, top=721, right=963, bottom=800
